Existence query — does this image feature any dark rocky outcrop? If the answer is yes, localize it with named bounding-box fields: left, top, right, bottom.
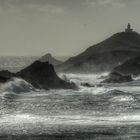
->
left=0, top=70, right=15, bottom=83
left=102, top=72, right=132, bottom=83
left=113, top=57, right=140, bottom=76
left=0, top=61, right=77, bottom=90
left=81, top=83, right=94, bottom=87
left=57, top=31, right=140, bottom=73
left=102, top=57, right=140, bottom=83
left=16, top=61, right=77, bottom=90
left=39, top=53, right=62, bottom=66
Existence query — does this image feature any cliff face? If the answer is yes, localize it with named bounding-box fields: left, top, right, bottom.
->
left=57, top=32, right=140, bottom=73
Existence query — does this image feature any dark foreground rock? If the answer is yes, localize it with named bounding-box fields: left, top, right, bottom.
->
left=81, top=83, right=103, bottom=87
left=16, top=61, right=77, bottom=90
left=0, top=70, right=15, bottom=83
left=81, top=83, right=94, bottom=87
left=0, top=61, right=77, bottom=90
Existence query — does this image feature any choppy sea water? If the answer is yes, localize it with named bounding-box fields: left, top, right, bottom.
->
left=0, top=57, right=140, bottom=140
left=0, top=56, right=38, bottom=72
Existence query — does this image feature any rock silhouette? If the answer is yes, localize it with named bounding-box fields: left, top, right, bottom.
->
left=0, top=70, right=15, bottom=83
left=102, top=71, right=132, bottom=83
left=57, top=31, right=140, bottom=73
left=39, top=53, right=62, bottom=66
left=0, top=61, right=77, bottom=90
left=113, top=57, right=140, bottom=76
left=102, top=57, right=140, bottom=83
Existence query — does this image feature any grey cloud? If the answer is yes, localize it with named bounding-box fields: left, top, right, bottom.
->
left=0, top=0, right=139, bottom=56
left=0, top=0, right=67, bottom=16
left=85, top=0, right=125, bottom=7
left=84, top=0, right=140, bottom=8
left=0, top=0, right=139, bottom=9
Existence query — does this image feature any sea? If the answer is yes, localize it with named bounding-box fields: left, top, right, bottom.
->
left=0, top=56, right=140, bottom=140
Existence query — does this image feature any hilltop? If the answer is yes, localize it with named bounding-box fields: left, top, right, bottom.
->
left=39, top=53, right=62, bottom=66
left=57, top=25, right=140, bottom=73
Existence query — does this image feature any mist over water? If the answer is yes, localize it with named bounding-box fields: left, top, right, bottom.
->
left=0, top=57, right=140, bottom=139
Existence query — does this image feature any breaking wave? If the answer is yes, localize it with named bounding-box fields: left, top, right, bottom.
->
left=0, top=78, right=34, bottom=94
left=59, top=73, right=109, bottom=86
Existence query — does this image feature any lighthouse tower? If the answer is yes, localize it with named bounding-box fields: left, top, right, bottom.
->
left=125, top=23, right=133, bottom=32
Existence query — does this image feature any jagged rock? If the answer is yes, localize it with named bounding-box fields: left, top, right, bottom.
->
left=0, top=61, right=77, bottom=90
left=39, top=53, right=62, bottom=66
left=113, top=57, right=140, bottom=76
left=81, top=83, right=103, bottom=87
left=57, top=31, right=140, bottom=73
left=0, top=76, right=10, bottom=83
left=101, top=71, right=132, bottom=83
left=102, top=57, right=140, bottom=83
left=81, top=83, right=94, bottom=87
left=16, top=61, right=77, bottom=90
left=0, top=70, right=15, bottom=83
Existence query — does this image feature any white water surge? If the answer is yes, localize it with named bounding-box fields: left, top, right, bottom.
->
left=0, top=59, right=139, bottom=139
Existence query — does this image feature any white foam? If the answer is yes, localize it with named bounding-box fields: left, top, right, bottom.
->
left=59, top=73, right=109, bottom=86
left=110, top=95, right=135, bottom=102
left=1, top=113, right=140, bottom=128
left=0, top=78, right=34, bottom=93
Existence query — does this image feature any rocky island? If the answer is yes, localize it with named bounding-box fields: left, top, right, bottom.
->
left=0, top=61, right=77, bottom=90
left=39, top=53, right=62, bottom=66
left=102, top=57, right=140, bottom=83
left=57, top=24, right=140, bottom=73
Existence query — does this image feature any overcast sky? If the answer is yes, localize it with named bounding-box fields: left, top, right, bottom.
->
left=0, top=0, right=140, bottom=56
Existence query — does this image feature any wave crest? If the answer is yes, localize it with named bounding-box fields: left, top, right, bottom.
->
left=0, top=78, right=34, bottom=93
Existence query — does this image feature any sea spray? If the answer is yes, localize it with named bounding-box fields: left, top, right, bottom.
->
left=0, top=78, right=34, bottom=93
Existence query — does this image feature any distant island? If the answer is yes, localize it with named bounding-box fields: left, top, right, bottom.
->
left=56, top=24, right=140, bottom=73
left=39, top=53, right=62, bottom=66
left=1, top=24, right=140, bottom=87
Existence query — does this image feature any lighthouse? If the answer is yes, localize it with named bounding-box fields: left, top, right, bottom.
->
left=125, top=23, right=133, bottom=32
